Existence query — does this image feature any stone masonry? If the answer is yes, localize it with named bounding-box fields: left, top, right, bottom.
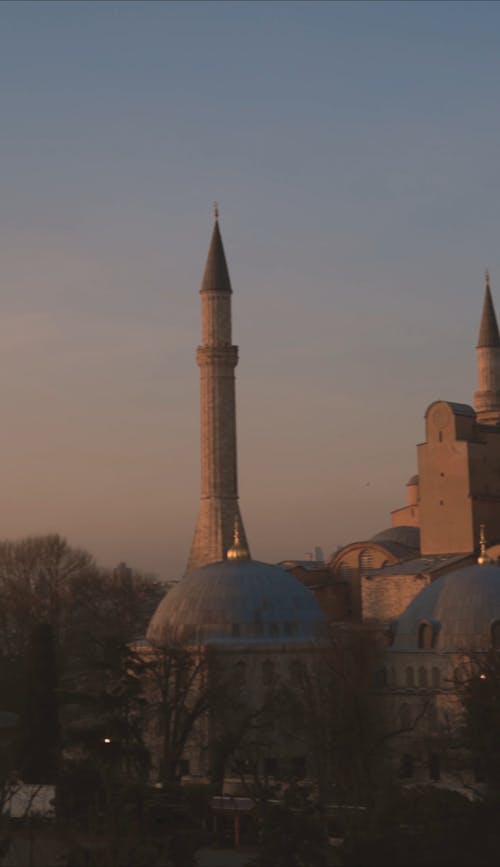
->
left=186, top=214, right=249, bottom=573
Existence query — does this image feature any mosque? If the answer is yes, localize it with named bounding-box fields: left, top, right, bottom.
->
left=146, top=211, right=325, bottom=787
left=147, top=211, right=500, bottom=792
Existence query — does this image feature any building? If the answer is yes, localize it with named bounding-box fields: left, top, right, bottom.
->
left=146, top=211, right=324, bottom=788
left=381, top=553, right=500, bottom=790
left=286, top=272, right=500, bottom=633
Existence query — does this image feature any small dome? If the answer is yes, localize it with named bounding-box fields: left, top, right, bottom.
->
left=371, top=526, right=420, bottom=550
left=147, top=558, right=325, bottom=646
left=391, top=562, right=500, bottom=652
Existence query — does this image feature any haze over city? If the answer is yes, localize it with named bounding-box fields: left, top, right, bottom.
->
left=0, top=0, right=499, bottom=580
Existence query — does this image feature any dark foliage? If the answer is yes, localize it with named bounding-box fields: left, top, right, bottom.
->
left=18, top=622, right=60, bottom=783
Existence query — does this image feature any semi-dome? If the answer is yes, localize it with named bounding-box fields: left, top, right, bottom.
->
left=147, top=558, right=325, bottom=646
left=390, top=561, right=500, bottom=652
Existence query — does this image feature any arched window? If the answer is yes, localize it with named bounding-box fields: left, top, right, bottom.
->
left=418, top=666, right=428, bottom=688
left=359, top=549, right=373, bottom=570
left=418, top=622, right=433, bottom=649
left=262, top=659, right=274, bottom=687
left=405, top=666, right=415, bottom=688
left=374, top=668, right=387, bottom=688
left=431, top=667, right=440, bottom=688
left=491, top=620, right=500, bottom=649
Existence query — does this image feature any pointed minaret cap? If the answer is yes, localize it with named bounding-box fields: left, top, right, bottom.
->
left=200, top=204, right=232, bottom=294
left=477, top=270, right=500, bottom=348
left=227, top=512, right=250, bottom=561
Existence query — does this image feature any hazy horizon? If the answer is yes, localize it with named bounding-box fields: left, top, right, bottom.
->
left=0, top=0, right=499, bottom=579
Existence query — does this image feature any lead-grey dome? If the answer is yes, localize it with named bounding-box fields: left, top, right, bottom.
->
left=391, top=562, right=500, bottom=652
left=371, top=525, right=420, bottom=550
left=147, top=558, right=325, bottom=646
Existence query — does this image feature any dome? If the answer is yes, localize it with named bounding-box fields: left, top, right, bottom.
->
left=391, top=562, right=500, bottom=652
left=147, top=558, right=325, bottom=646
left=371, top=526, right=420, bottom=550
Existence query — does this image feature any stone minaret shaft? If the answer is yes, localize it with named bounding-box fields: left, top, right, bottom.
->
left=474, top=270, right=500, bottom=425
left=186, top=214, right=250, bottom=572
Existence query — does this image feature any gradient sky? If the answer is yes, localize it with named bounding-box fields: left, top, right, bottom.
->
left=0, top=0, right=499, bottom=579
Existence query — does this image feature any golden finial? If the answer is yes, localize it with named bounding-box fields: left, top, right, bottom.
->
left=485, top=269, right=491, bottom=290
left=478, top=523, right=490, bottom=565
left=213, top=201, right=219, bottom=221
left=227, top=513, right=250, bottom=560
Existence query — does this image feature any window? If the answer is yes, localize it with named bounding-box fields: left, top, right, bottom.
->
left=231, top=623, right=240, bottom=638
left=399, top=753, right=414, bottom=778
left=491, top=620, right=500, bottom=649
left=429, top=753, right=440, bottom=781
left=234, top=660, right=247, bottom=687
left=418, top=622, right=433, bottom=649
left=359, top=549, right=373, bottom=570
left=374, top=668, right=387, bottom=688
left=431, top=667, right=440, bottom=688
left=418, top=666, right=428, bottom=688
left=262, top=659, right=274, bottom=686
left=405, top=667, right=415, bottom=688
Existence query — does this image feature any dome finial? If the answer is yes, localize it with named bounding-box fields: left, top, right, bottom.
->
left=227, top=511, right=250, bottom=560
left=213, top=201, right=219, bottom=221
left=485, top=268, right=490, bottom=290
left=478, top=523, right=490, bottom=565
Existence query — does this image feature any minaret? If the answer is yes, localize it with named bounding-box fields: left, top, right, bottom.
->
left=186, top=208, right=250, bottom=572
left=474, top=270, right=500, bottom=425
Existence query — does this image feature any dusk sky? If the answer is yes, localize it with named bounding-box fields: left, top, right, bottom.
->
left=0, top=0, right=499, bottom=579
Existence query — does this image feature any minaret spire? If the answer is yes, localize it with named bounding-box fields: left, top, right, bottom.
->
left=477, top=270, right=500, bottom=348
left=474, top=270, right=500, bottom=424
left=186, top=212, right=250, bottom=572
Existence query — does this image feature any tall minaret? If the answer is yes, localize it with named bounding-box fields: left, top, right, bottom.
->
left=474, top=270, right=500, bottom=425
left=186, top=208, right=250, bottom=572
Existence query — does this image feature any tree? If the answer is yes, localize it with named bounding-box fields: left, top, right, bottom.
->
left=18, top=623, right=60, bottom=784
left=136, top=641, right=225, bottom=786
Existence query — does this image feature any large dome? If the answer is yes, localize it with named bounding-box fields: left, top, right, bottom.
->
left=390, top=562, right=500, bottom=652
left=147, top=558, right=325, bottom=646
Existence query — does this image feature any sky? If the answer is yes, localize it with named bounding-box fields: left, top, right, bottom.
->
left=0, top=0, right=499, bottom=579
